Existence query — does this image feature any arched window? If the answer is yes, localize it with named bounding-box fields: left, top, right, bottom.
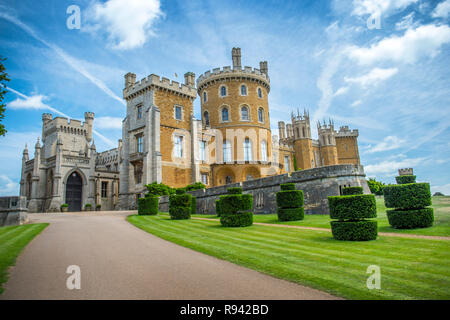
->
left=223, top=140, right=232, bottom=162
left=302, top=127, right=306, bottom=137
left=241, top=106, right=249, bottom=121
left=225, top=176, right=232, bottom=184
left=257, top=88, right=262, bottom=98
left=296, top=128, right=300, bottom=138
left=258, top=108, right=264, bottom=122
left=203, top=91, right=207, bottom=102
left=328, top=135, right=331, bottom=144
left=246, top=175, right=253, bottom=181
left=244, top=138, right=252, bottom=161
left=260, top=140, right=267, bottom=162
left=220, top=86, right=227, bottom=97
left=203, top=111, right=210, bottom=126
left=222, top=107, right=229, bottom=122
left=241, top=85, right=247, bottom=96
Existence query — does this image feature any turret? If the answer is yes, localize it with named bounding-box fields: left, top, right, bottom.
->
left=124, top=72, right=136, bottom=89
left=42, top=113, right=52, bottom=143
left=22, top=144, right=29, bottom=161
left=84, top=112, right=94, bottom=142
left=292, top=109, right=311, bottom=140
left=286, top=123, right=293, bottom=138
left=232, top=47, right=242, bottom=70
left=184, top=72, right=195, bottom=87
left=278, top=121, right=286, bottom=139
left=260, top=61, right=268, bottom=76
left=317, top=119, right=336, bottom=146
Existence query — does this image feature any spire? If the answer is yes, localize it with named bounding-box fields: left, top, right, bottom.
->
left=90, top=138, right=96, bottom=150
left=23, top=144, right=28, bottom=154
left=35, top=137, right=41, bottom=149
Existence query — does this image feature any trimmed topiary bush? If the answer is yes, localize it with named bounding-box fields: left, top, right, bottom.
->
left=277, top=207, right=304, bottom=221
left=276, top=184, right=304, bottom=221
left=169, top=193, right=192, bottom=220
left=217, top=187, right=253, bottom=227
left=342, top=186, right=363, bottom=195
left=330, top=220, right=378, bottom=241
left=395, top=175, right=416, bottom=185
left=328, top=195, right=376, bottom=220
left=191, top=196, right=197, bottom=215
left=280, top=183, right=296, bottom=191
left=169, top=206, right=191, bottom=220
left=386, top=208, right=434, bottom=229
left=383, top=183, right=431, bottom=210
left=176, top=188, right=186, bottom=195
left=138, top=196, right=159, bottom=215
left=276, top=190, right=304, bottom=208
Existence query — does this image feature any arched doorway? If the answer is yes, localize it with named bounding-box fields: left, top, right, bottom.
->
left=66, top=172, right=82, bottom=212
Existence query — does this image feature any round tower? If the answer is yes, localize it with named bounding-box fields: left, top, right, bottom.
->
left=197, top=47, right=273, bottom=185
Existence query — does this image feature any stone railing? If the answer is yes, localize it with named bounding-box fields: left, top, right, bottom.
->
left=0, top=196, right=28, bottom=226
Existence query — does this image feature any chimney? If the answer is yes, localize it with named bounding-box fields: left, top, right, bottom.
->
left=184, top=72, right=195, bottom=87
left=232, top=47, right=242, bottom=70
left=260, top=61, right=268, bottom=75
left=124, top=72, right=136, bottom=88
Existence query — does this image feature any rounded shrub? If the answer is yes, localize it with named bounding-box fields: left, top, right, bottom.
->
left=168, top=193, right=192, bottom=220
left=330, top=220, right=378, bottom=241
left=138, top=196, right=159, bottom=215
left=395, top=175, right=416, bottom=185
left=169, top=206, right=191, bottom=220
left=383, top=183, right=431, bottom=209
left=215, top=199, right=223, bottom=217
left=175, top=189, right=186, bottom=195
left=220, top=211, right=253, bottom=227
left=191, top=196, right=197, bottom=215
left=280, top=183, right=296, bottom=191
left=387, top=208, right=434, bottom=229
left=220, top=194, right=253, bottom=215
left=277, top=207, right=304, bottom=221
left=276, top=190, right=304, bottom=208
left=227, top=187, right=242, bottom=194
left=342, top=186, right=363, bottom=195
left=328, top=194, right=376, bottom=220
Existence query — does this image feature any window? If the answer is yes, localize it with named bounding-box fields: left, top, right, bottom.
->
left=137, top=105, right=143, bottom=119
left=174, top=135, right=183, bottom=158
left=101, top=181, right=108, bottom=198
left=257, top=88, right=262, bottom=98
left=136, top=135, right=143, bottom=153
left=222, top=107, right=229, bottom=122
left=328, top=135, right=331, bottom=144
left=223, top=140, right=232, bottom=162
left=204, top=111, right=210, bottom=126
left=260, top=140, right=267, bottom=161
left=220, top=86, right=227, bottom=97
left=244, top=138, right=252, bottom=161
left=175, top=105, right=183, bottom=120
left=246, top=175, right=253, bottom=181
left=201, top=173, right=209, bottom=185
left=258, top=108, right=264, bottom=122
left=199, top=140, right=206, bottom=161
left=203, top=91, right=207, bottom=102
left=225, top=176, right=232, bottom=184
left=284, top=156, right=290, bottom=172
left=241, top=106, right=249, bottom=121
left=302, top=127, right=306, bottom=137
left=240, top=85, right=247, bottom=96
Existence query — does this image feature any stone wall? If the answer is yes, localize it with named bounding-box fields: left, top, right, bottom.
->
left=159, top=164, right=370, bottom=215
left=0, top=196, right=28, bottom=227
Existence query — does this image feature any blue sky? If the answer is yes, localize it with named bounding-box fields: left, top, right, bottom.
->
left=0, top=0, right=449, bottom=195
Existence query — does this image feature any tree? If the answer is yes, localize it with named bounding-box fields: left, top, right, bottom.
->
left=367, top=178, right=385, bottom=196
left=145, top=182, right=175, bottom=196
left=0, top=56, right=10, bottom=136
left=182, top=182, right=206, bottom=192
left=433, top=192, right=445, bottom=196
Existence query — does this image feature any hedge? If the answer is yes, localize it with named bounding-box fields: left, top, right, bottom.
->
left=387, top=208, right=434, bottom=229
left=168, top=193, right=192, bottom=220
left=138, top=196, right=159, bottom=215
left=277, top=207, right=304, bottom=221
left=276, top=190, right=304, bottom=208
left=220, top=211, right=253, bottom=227
left=216, top=199, right=223, bottom=217
left=227, top=187, right=242, bottom=194
left=176, top=189, right=186, bottom=195
left=395, top=175, right=417, bottom=185
left=383, top=183, right=431, bottom=209
left=280, top=183, right=296, bottom=191
left=330, top=220, right=378, bottom=241
left=328, top=194, right=377, bottom=220
left=169, top=206, right=191, bottom=220
left=342, top=186, right=363, bottom=195
left=219, top=194, right=253, bottom=214
left=191, top=196, right=197, bottom=215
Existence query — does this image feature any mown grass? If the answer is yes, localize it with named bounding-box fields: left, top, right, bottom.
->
left=128, top=214, right=450, bottom=300
left=189, top=196, right=450, bottom=237
left=0, top=223, right=48, bottom=295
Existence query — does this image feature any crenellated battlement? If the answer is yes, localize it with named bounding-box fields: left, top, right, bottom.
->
left=196, top=65, right=270, bottom=92
left=96, top=148, right=119, bottom=166
left=335, top=125, right=359, bottom=137
left=123, top=73, right=197, bottom=100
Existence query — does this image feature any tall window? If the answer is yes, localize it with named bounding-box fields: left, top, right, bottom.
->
left=101, top=181, right=108, bottom=198
left=174, top=135, right=183, bottom=158
left=137, top=105, right=143, bottom=119
left=201, top=173, right=208, bottom=185
left=203, top=91, right=207, bottom=102
left=223, top=140, right=232, bottom=162
left=175, top=105, right=183, bottom=120
left=260, top=140, right=267, bottom=161
left=220, top=86, right=227, bottom=97
left=136, top=135, right=143, bottom=153
left=258, top=108, right=264, bottom=122
left=204, top=111, right=209, bottom=126
left=257, top=88, right=262, bottom=98
left=199, top=140, right=206, bottom=161
left=241, top=85, right=247, bottom=96
left=244, top=138, right=252, bottom=161
left=241, top=106, right=249, bottom=121
left=284, top=156, right=290, bottom=172
left=222, top=107, right=229, bottom=122
left=225, top=176, right=232, bottom=184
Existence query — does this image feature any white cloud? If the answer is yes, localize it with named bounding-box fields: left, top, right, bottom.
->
left=352, top=0, right=418, bottom=17
left=364, top=157, right=426, bottom=175
left=395, top=12, right=418, bottom=30
left=351, top=100, right=362, bottom=107
left=347, top=24, right=450, bottom=65
left=431, top=183, right=450, bottom=195
left=345, top=67, right=398, bottom=87
left=365, top=135, right=406, bottom=153
left=85, top=0, right=163, bottom=50
left=0, top=175, right=19, bottom=196
left=432, top=0, right=450, bottom=18
left=334, top=86, right=349, bottom=96
left=95, top=116, right=123, bottom=130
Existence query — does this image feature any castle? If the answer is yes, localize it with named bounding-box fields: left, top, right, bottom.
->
left=19, top=48, right=361, bottom=212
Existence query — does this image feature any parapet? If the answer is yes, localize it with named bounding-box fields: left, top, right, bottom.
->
left=398, top=168, right=413, bottom=176
left=196, top=66, right=270, bottom=93
left=123, top=73, right=197, bottom=100
left=335, top=126, right=359, bottom=137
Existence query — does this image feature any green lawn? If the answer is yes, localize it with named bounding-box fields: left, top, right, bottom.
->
left=128, top=214, right=450, bottom=299
left=189, top=196, right=450, bottom=237
left=0, top=223, right=48, bottom=295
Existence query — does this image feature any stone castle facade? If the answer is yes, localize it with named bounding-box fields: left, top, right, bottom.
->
left=20, top=48, right=361, bottom=212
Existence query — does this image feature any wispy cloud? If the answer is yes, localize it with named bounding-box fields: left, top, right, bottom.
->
left=432, top=0, right=450, bottom=19
left=95, top=116, right=123, bottom=130
left=334, top=86, right=349, bottom=96
left=352, top=0, right=418, bottom=17
left=365, top=157, right=426, bottom=175
left=0, top=174, right=19, bottom=195
left=350, top=100, right=362, bottom=107
left=345, top=67, right=398, bottom=87
left=365, top=135, right=406, bottom=153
